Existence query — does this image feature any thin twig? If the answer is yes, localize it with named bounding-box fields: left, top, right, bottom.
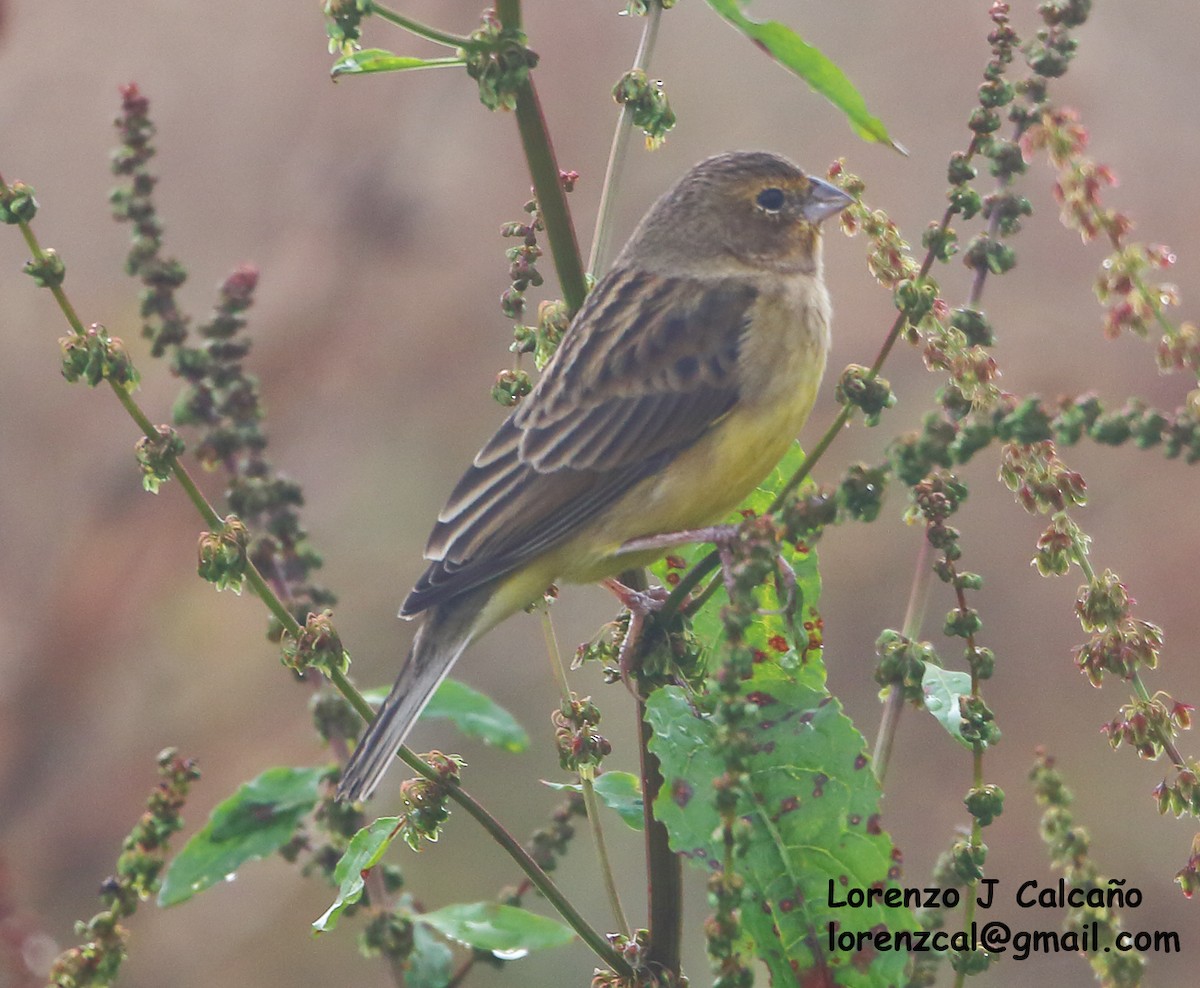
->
left=873, top=537, right=933, bottom=782
left=371, top=4, right=473, bottom=49
left=588, top=1, right=664, bottom=275
left=541, top=609, right=631, bottom=937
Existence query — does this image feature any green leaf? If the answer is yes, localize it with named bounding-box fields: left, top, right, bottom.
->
left=159, top=766, right=325, bottom=907
left=647, top=665, right=916, bottom=986
left=921, top=664, right=975, bottom=748
left=421, top=678, right=529, bottom=752
left=703, top=0, right=898, bottom=148
left=361, top=679, right=528, bottom=751
left=331, top=49, right=465, bottom=79
left=544, top=771, right=645, bottom=830
left=313, top=816, right=401, bottom=933
left=408, top=922, right=454, bottom=988
left=415, top=902, right=575, bottom=957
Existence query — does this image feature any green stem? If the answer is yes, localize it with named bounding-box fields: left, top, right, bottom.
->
left=951, top=748, right=985, bottom=988
left=495, top=0, right=520, bottom=28
left=498, top=1, right=588, bottom=314
left=394, top=739, right=631, bottom=974
left=539, top=606, right=573, bottom=706
left=873, top=537, right=933, bottom=782
left=540, top=610, right=630, bottom=936
left=579, top=765, right=632, bottom=938
left=370, top=3, right=473, bottom=49
left=588, top=0, right=664, bottom=275
left=513, top=82, right=587, bottom=314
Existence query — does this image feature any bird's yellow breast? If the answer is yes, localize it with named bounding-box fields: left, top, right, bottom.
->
left=469, top=270, right=831, bottom=637
left=563, top=273, right=830, bottom=581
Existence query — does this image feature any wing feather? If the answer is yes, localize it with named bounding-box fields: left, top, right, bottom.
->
left=402, top=268, right=757, bottom=616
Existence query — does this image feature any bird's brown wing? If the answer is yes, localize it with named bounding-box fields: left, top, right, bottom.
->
left=401, top=267, right=758, bottom=616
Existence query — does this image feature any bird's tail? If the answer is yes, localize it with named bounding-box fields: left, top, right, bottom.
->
left=337, top=602, right=476, bottom=803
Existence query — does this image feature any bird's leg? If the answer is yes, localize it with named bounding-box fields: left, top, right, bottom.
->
left=601, top=578, right=670, bottom=695
left=622, top=519, right=798, bottom=617
left=618, top=523, right=740, bottom=556
left=621, top=523, right=749, bottom=598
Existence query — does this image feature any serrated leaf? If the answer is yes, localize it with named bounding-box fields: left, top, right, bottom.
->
left=543, top=771, right=644, bottom=830
left=160, top=766, right=325, bottom=907
left=646, top=665, right=915, bottom=986
left=415, top=902, right=575, bottom=957
left=361, top=678, right=528, bottom=752
left=331, top=49, right=465, bottom=78
left=703, top=0, right=897, bottom=148
left=313, top=816, right=401, bottom=933
left=921, top=664, right=976, bottom=748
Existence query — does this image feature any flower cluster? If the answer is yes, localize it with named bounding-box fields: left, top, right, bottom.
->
left=553, top=695, right=612, bottom=771
left=109, top=90, right=336, bottom=634
left=612, top=69, right=676, bottom=150
left=1030, top=748, right=1146, bottom=987
left=496, top=172, right=577, bottom=405
left=395, top=752, right=464, bottom=850
left=465, top=10, right=539, bottom=112
left=46, top=751, right=201, bottom=988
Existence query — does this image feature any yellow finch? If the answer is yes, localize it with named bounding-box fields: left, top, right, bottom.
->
left=338, top=150, right=851, bottom=801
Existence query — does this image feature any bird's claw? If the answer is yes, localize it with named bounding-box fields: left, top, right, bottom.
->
left=601, top=579, right=670, bottom=697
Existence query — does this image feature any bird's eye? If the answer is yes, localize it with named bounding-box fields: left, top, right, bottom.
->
left=756, top=187, right=786, bottom=212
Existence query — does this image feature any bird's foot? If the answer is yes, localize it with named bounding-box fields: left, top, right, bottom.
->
left=618, top=523, right=739, bottom=557
left=601, top=578, right=670, bottom=696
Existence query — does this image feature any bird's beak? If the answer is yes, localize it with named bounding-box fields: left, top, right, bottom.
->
left=802, top=177, right=855, bottom=223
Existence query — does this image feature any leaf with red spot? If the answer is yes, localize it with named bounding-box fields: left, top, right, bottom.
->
left=646, top=664, right=916, bottom=986
left=653, top=441, right=826, bottom=671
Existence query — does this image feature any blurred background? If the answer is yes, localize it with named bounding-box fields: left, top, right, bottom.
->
left=1, top=1, right=1198, bottom=985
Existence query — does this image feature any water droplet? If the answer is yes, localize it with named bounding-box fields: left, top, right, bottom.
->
left=492, top=948, right=529, bottom=961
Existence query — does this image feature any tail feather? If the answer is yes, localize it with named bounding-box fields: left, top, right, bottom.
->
left=337, top=604, right=475, bottom=802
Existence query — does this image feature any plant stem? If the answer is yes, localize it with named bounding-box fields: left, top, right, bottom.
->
left=498, top=0, right=589, bottom=314
left=540, top=606, right=573, bottom=705
left=329, top=666, right=633, bottom=972
left=579, top=765, right=632, bottom=939
left=872, top=689, right=904, bottom=785
left=610, top=565, right=683, bottom=967
left=394, top=739, right=632, bottom=974
left=951, top=748, right=985, bottom=988
left=370, top=4, right=473, bottom=49
left=588, top=0, right=664, bottom=275
left=639, top=699, right=683, bottom=976
left=540, top=609, right=630, bottom=936
left=874, top=537, right=933, bottom=782
left=513, top=83, right=587, bottom=314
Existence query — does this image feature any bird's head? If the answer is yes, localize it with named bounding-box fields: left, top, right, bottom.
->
left=622, top=150, right=854, bottom=276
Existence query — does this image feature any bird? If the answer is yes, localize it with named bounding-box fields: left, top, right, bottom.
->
left=337, top=150, right=853, bottom=802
